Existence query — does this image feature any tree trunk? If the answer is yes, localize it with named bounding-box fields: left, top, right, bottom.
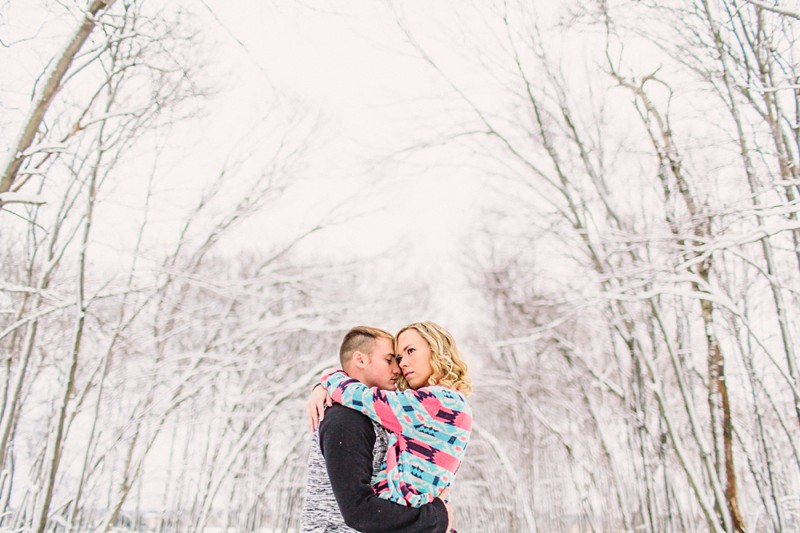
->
left=0, top=0, right=117, bottom=207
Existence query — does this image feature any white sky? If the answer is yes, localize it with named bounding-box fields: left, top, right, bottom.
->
left=193, top=1, right=491, bottom=330
left=200, top=0, right=485, bottom=243
left=0, top=1, right=496, bottom=334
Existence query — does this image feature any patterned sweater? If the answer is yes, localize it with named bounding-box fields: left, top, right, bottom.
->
left=321, top=370, right=473, bottom=508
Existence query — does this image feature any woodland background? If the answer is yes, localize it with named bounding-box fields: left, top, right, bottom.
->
left=1, top=1, right=799, bottom=531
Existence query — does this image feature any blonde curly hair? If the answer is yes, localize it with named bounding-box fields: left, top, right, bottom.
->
left=395, top=321, right=472, bottom=396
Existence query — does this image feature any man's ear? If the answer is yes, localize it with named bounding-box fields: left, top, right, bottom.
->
left=351, top=351, right=368, bottom=369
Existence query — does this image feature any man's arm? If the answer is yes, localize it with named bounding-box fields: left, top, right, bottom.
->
left=319, top=404, right=449, bottom=533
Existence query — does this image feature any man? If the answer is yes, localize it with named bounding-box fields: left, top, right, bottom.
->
left=300, top=326, right=450, bottom=532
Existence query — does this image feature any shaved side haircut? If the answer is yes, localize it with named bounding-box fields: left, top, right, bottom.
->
left=339, top=326, right=394, bottom=372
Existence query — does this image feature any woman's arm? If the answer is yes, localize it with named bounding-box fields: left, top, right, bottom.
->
left=306, top=384, right=332, bottom=431
left=320, top=370, right=471, bottom=436
left=320, top=370, right=406, bottom=433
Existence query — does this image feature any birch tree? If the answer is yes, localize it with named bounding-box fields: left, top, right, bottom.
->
left=0, top=1, right=370, bottom=531
left=391, top=0, right=800, bottom=530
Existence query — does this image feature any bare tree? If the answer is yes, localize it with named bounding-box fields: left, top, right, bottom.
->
left=388, top=0, right=800, bottom=530
left=0, top=1, right=377, bottom=531
left=0, top=0, right=119, bottom=208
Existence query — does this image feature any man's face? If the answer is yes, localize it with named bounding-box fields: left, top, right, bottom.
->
left=361, top=337, right=400, bottom=390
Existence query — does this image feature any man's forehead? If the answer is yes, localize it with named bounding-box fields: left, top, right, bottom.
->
left=373, top=337, right=394, bottom=352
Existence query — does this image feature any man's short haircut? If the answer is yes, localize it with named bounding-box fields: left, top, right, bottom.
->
left=339, top=326, right=394, bottom=372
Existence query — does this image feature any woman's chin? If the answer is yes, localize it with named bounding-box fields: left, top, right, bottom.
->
left=408, top=377, right=427, bottom=389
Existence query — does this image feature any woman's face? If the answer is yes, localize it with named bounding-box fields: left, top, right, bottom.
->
left=396, top=328, right=434, bottom=389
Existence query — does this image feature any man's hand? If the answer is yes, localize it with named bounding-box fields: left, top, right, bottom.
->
left=445, top=500, right=453, bottom=532
left=306, top=384, right=332, bottom=432
left=436, top=497, right=453, bottom=533
left=437, top=487, right=453, bottom=532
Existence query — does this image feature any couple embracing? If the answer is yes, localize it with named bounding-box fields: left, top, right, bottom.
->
left=300, top=322, right=473, bottom=532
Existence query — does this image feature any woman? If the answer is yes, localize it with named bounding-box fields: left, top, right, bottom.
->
left=311, top=321, right=472, bottom=511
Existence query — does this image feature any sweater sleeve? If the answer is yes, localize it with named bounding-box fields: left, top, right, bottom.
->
left=320, top=371, right=471, bottom=437
left=319, top=405, right=449, bottom=533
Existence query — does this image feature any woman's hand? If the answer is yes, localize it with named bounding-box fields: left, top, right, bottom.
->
left=319, top=367, right=340, bottom=380
left=307, top=384, right=333, bottom=432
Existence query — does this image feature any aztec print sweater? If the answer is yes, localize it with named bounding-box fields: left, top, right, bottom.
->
left=320, top=370, right=473, bottom=508
left=300, top=405, right=447, bottom=532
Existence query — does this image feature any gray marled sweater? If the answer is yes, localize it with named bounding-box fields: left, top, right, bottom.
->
left=299, top=404, right=448, bottom=532
left=299, top=416, right=387, bottom=532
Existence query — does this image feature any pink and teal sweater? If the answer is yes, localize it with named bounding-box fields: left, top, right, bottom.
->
left=320, top=370, right=473, bottom=507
